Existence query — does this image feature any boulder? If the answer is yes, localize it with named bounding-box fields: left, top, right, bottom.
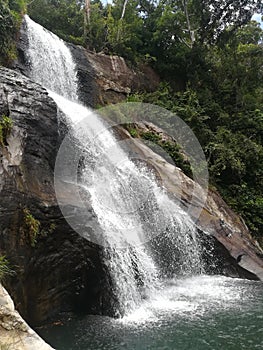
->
left=0, top=284, right=54, bottom=350
left=76, top=50, right=160, bottom=106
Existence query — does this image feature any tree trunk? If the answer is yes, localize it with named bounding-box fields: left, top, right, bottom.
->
left=84, top=0, right=91, bottom=47
left=121, top=0, right=129, bottom=20
left=182, top=0, right=195, bottom=47
left=85, top=0, right=91, bottom=25
left=117, top=0, right=129, bottom=42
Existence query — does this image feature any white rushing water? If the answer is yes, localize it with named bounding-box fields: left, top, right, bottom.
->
left=25, top=15, right=204, bottom=316
left=25, top=15, right=78, bottom=100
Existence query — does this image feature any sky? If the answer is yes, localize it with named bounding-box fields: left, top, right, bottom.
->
left=252, top=13, right=263, bottom=28
left=101, top=1, right=263, bottom=29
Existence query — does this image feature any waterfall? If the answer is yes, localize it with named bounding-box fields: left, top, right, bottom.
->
left=24, top=15, right=78, bottom=101
left=24, top=15, right=204, bottom=316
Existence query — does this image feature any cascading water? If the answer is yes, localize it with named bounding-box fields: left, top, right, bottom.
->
left=24, top=15, right=204, bottom=316
left=25, top=15, right=78, bottom=100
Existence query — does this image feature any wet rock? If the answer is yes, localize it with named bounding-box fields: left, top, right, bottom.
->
left=114, top=125, right=263, bottom=280
left=0, top=67, right=110, bottom=326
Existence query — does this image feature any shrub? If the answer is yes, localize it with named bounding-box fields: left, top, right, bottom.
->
left=23, top=208, right=40, bottom=247
left=0, top=115, right=13, bottom=146
left=0, top=0, right=25, bottom=66
left=126, top=125, right=193, bottom=178
left=0, top=256, right=14, bottom=281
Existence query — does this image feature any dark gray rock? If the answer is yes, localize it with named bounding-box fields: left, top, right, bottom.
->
left=13, top=19, right=30, bottom=77
left=0, top=67, right=111, bottom=326
left=66, top=43, right=97, bottom=107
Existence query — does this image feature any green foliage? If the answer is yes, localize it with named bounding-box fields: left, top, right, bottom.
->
left=128, top=128, right=139, bottom=138
left=0, top=0, right=26, bottom=65
left=140, top=131, right=162, bottom=144
left=0, top=0, right=16, bottom=65
left=22, top=209, right=56, bottom=246
left=160, top=140, right=192, bottom=178
left=0, top=256, right=14, bottom=281
left=0, top=115, right=13, bottom=146
left=40, top=222, right=57, bottom=237
left=125, top=19, right=263, bottom=241
left=27, top=0, right=84, bottom=44
left=23, top=0, right=263, bottom=70
left=137, top=21, right=263, bottom=238
left=85, top=2, right=107, bottom=51
left=126, top=93, right=143, bottom=103
left=126, top=125, right=193, bottom=178
left=23, top=208, right=40, bottom=247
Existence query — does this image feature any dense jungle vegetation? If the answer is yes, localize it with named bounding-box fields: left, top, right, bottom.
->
left=0, top=0, right=262, bottom=244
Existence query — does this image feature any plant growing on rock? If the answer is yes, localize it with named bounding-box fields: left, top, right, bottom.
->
left=0, top=256, right=14, bottom=281
left=23, top=208, right=40, bottom=247
left=128, top=128, right=139, bottom=138
left=0, top=115, right=13, bottom=146
left=21, top=209, right=56, bottom=246
left=126, top=125, right=193, bottom=178
left=40, top=222, right=57, bottom=237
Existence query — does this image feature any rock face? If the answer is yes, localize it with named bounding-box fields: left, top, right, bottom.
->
left=15, top=18, right=160, bottom=108
left=0, top=67, right=112, bottom=326
left=0, top=284, right=54, bottom=350
left=115, top=124, right=263, bottom=280
left=76, top=50, right=160, bottom=106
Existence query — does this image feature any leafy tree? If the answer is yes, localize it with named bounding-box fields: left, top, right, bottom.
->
left=192, top=0, right=263, bottom=44
left=85, top=0, right=107, bottom=51
left=28, top=0, right=84, bottom=44
left=107, top=0, right=144, bottom=60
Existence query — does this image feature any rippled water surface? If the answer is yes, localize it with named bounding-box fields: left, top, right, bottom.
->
left=38, top=276, right=263, bottom=350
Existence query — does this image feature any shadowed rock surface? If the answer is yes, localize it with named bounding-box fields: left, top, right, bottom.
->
left=0, top=67, right=112, bottom=327
left=78, top=50, right=160, bottom=106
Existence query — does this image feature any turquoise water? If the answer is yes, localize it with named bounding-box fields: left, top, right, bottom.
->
left=39, top=276, right=263, bottom=350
